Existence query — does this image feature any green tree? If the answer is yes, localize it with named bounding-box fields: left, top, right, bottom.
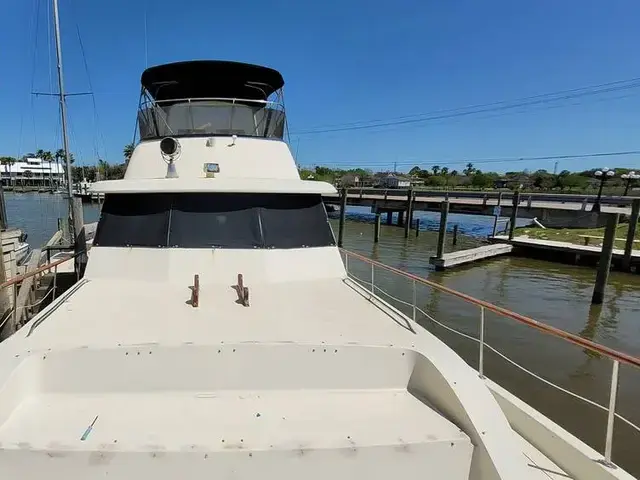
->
left=98, top=159, right=110, bottom=180
left=408, top=166, right=422, bottom=176
left=55, top=149, right=74, bottom=164
left=110, top=163, right=126, bottom=179
left=471, top=172, right=494, bottom=189
left=314, top=166, right=332, bottom=177
left=557, top=173, right=588, bottom=191
left=431, top=165, right=440, bottom=175
left=441, top=166, right=449, bottom=176
left=463, top=162, right=475, bottom=176
left=425, top=175, right=447, bottom=187
left=532, top=170, right=555, bottom=190
left=124, top=143, right=135, bottom=163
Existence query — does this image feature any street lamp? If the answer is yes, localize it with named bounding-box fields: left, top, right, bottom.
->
left=592, top=168, right=615, bottom=212
left=621, top=171, right=640, bottom=196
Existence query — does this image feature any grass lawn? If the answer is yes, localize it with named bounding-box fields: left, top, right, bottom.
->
left=514, top=222, right=640, bottom=249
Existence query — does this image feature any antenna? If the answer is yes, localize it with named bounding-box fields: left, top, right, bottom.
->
left=144, top=1, right=148, bottom=67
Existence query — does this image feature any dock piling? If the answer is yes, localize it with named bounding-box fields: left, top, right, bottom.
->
left=72, top=197, right=87, bottom=279
left=0, top=182, right=7, bottom=230
left=592, top=213, right=619, bottom=305
left=415, top=218, right=420, bottom=237
left=622, top=199, right=640, bottom=271
left=374, top=212, right=381, bottom=243
left=338, top=188, right=347, bottom=247
left=436, top=201, right=450, bottom=259
left=397, top=210, right=404, bottom=227
left=386, top=211, right=392, bottom=225
left=404, top=189, right=414, bottom=238
left=452, top=224, right=459, bottom=246
left=508, top=192, right=520, bottom=240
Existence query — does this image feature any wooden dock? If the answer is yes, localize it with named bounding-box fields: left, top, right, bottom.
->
left=489, top=235, right=640, bottom=269
left=429, top=244, right=513, bottom=271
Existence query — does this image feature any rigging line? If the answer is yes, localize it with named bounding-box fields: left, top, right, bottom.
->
left=71, top=0, right=108, bottom=163
left=30, top=0, right=43, bottom=152
left=47, top=0, right=53, bottom=97
left=18, top=0, right=42, bottom=159
left=291, top=81, right=640, bottom=135
left=292, top=76, right=640, bottom=132
left=32, top=92, right=93, bottom=96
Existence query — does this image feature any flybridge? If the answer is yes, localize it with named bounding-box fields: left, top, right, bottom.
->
left=137, top=61, right=287, bottom=140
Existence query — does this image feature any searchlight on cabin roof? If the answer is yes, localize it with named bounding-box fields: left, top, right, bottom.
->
left=160, top=136, right=181, bottom=178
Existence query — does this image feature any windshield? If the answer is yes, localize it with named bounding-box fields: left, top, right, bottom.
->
left=138, top=99, right=286, bottom=140
left=93, top=193, right=335, bottom=249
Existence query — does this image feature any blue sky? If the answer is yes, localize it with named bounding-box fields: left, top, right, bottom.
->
left=2, top=0, right=640, bottom=173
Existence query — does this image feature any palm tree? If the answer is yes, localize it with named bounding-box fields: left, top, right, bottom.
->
left=55, top=149, right=64, bottom=187
left=431, top=165, right=441, bottom=175
left=41, top=151, right=54, bottom=189
left=0, top=157, right=15, bottom=187
left=124, top=143, right=135, bottom=164
left=451, top=169, right=459, bottom=176
left=55, top=149, right=74, bottom=188
left=98, top=159, right=110, bottom=180
left=464, top=162, right=475, bottom=176
left=441, top=167, right=449, bottom=176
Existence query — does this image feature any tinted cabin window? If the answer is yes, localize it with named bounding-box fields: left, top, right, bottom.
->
left=260, top=194, right=336, bottom=248
left=93, top=193, right=170, bottom=247
left=169, top=194, right=262, bottom=248
left=93, top=193, right=335, bottom=249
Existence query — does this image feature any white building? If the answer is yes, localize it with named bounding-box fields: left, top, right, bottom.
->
left=381, top=175, right=411, bottom=188
left=0, top=157, right=65, bottom=186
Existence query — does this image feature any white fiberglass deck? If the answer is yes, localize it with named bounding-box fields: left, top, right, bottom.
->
left=0, top=267, right=580, bottom=479
left=0, top=390, right=470, bottom=456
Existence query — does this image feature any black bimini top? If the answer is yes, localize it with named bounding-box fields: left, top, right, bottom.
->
left=140, top=60, right=285, bottom=101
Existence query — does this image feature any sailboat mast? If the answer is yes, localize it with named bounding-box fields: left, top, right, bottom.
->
left=52, top=0, right=75, bottom=207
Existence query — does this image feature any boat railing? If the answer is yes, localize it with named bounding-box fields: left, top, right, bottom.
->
left=341, top=248, right=640, bottom=467
left=138, top=96, right=287, bottom=141
left=0, top=252, right=78, bottom=335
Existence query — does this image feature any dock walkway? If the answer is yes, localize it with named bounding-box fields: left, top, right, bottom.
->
left=429, top=244, right=513, bottom=271
left=489, top=235, right=640, bottom=270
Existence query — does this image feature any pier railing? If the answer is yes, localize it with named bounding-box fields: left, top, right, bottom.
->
left=341, top=248, right=640, bottom=467
left=340, top=187, right=637, bottom=207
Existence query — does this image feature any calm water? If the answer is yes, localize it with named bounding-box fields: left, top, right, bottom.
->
left=6, top=194, right=640, bottom=475
left=4, top=192, right=100, bottom=247
left=333, top=208, right=640, bottom=476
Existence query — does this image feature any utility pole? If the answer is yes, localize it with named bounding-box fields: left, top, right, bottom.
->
left=553, top=161, right=558, bottom=175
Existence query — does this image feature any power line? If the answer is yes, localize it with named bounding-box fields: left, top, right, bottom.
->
left=290, top=77, right=640, bottom=135
left=301, top=150, right=640, bottom=169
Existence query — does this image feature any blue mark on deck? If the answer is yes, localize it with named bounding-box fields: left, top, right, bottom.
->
left=80, top=415, right=99, bottom=441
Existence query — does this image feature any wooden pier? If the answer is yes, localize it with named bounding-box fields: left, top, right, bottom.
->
left=489, top=235, right=640, bottom=267
left=429, top=244, right=513, bottom=271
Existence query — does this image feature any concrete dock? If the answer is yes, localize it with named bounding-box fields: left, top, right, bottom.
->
left=429, top=244, right=513, bottom=271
